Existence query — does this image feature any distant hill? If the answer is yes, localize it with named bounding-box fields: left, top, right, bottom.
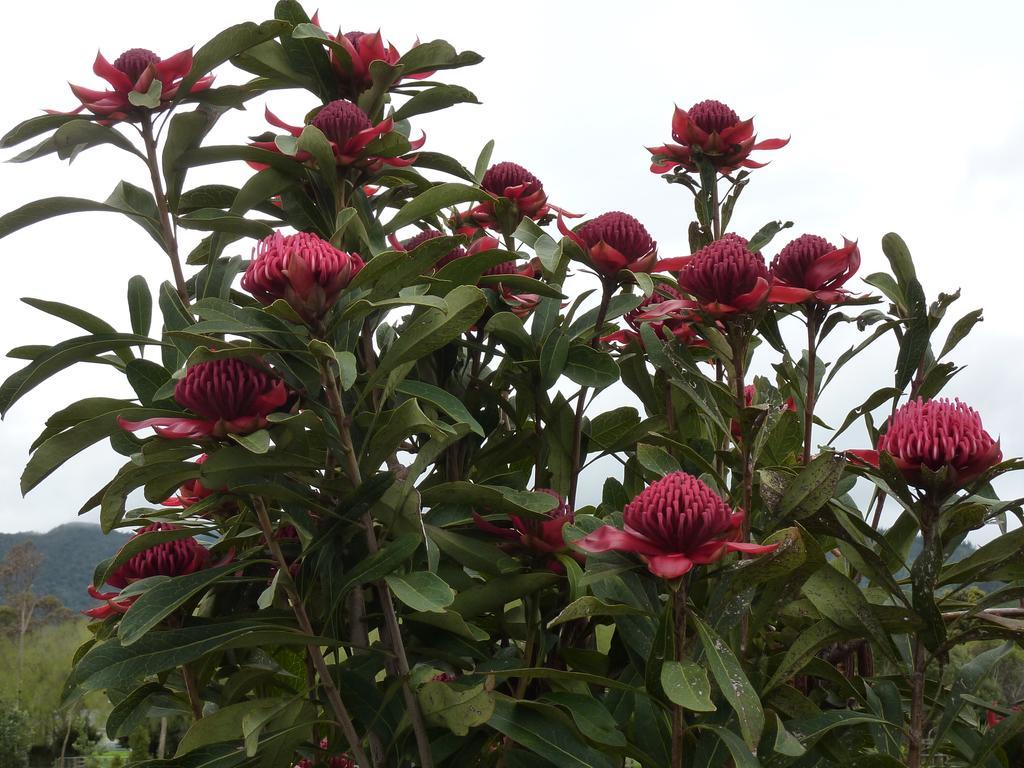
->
left=0, top=523, right=131, bottom=611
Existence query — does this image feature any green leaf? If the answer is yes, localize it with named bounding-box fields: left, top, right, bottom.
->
left=764, top=619, right=847, bottom=692
left=881, top=232, right=917, bottom=287
left=693, top=615, right=764, bottom=749
left=801, top=565, right=899, bottom=662
left=69, top=621, right=322, bottom=694
left=539, top=328, right=570, bottom=389
left=939, top=308, right=983, bottom=360
left=384, top=571, right=455, bottom=613
left=127, top=275, right=153, bottom=339
left=636, top=443, right=682, bottom=478
left=474, top=140, right=495, bottom=183
left=119, top=564, right=239, bottom=645
left=180, top=20, right=290, bottom=94
left=394, top=84, right=479, bottom=121
left=396, top=379, right=484, bottom=436
left=0, top=196, right=162, bottom=247
left=421, top=482, right=557, bottom=518
left=546, top=596, right=643, bottom=628
left=228, top=429, right=272, bottom=454
left=564, top=344, right=619, bottom=388
left=52, top=119, right=145, bottom=161
left=418, top=680, right=494, bottom=736
left=334, top=534, right=421, bottom=596
left=778, top=451, right=845, bottom=520
left=0, top=113, right=83, bottom=148
left=385, top=183, right=490, bottom=233
left=425, top=525, right=520, bottom=575
left=770, top=712, right=806, bottom=757
left=162, top=109, right=223, bottom=209
left=691, top=724, right=762, bottom=768
left=21, top=406, right=177, bottom=494
left=368, top=286, right=486, bottom=389
left=938, top=527, right=1024, bottom=586
left=127, top=79, right=163, bottom=108
left=452, top=573, right=561, bottom=619
left=542, top=692, right=625, bottom=747
left=396, top=39, right=484, bottom=75
left=661, top=660, right=716, bottom=712
left=747, top=220, right=793, bottom=252
left=487, top=697, right=617, bottom=768
left=0, top=334, right=159, bottom=417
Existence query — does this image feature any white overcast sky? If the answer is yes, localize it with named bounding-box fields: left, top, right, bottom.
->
left=1, top=1, right=1023, bottom=539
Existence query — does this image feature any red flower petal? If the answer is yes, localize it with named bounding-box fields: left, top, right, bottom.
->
left=574, top=525, right=666, bottom=557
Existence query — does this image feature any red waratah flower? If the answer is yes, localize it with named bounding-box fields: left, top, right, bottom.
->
left=251, top=100, right=424, bottom=172
left=648, top=99, right=788, bottom=175
left=770, top=234, right=861, bottom=305
left=459, top=162, right=577, bottom=232
left=559, top=211, right=658, bottom=279
left=668, top=234, right=806, bottom=317
left=731, top=384, right=797, bottom=440
left=241, top=231, right=364, bottom=324
left=473, top=489, right=575, bottom=555
left=118, top=358, right=289, bottom=440
left=54, top=48, right=214, bottom=121
left=575, top=471, right=778, bottom=579
left=310, top=13, right=433, bottom=100
left=603, top=286, right=707, bottom=349
left=848, top=398, right=1002, bottom=488
left=84, top=523, right=213, bottom=619
left=293, top=740, right=356, bottom=768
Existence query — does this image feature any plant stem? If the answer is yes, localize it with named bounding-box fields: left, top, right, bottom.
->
left=139, top=114, right=189, bottom=305
left=803, top=309, right=820, bottom=465
left=907, top=638, right=927, bottom=768
left=182, top=665, right=203, bottom=721
left=568, top=282, right=614, bottom=510
left=671, top=586, right=688, bottom=768
left=710, top=176, right=722, bottom=241
left=319, top=361, right=435, bottom=768
left=515, top=596, right=538, bottom=698
left=252, top=497, right=372, bottom=768
left=729, top=331, right=752, bottom=539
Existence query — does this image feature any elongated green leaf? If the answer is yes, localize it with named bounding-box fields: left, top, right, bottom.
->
left=0, top=334, right=159, bottom=417
left=385, top=183, right=490, bottom=233
left=385, top=571, right=455, bottom=613
left=394, top=84, right=479, bottom=120
left=119, top=564, right=239, bottom=645
left=661, top=660, right=716, bottom=712
left=335, top=534, right=421, bottom=597
left=418, top=680, right=494, bottom=736
left=778, top=451, right=844, bottom=519
left=546, top=596, right=642, bottom=628
left=542, top=692, right=625, bottom=747
left=179, top=20, right=290, bottom=94
left=0, top=197, right=162, bottom=245
left=764, top=619, right=848, bottom=692
left=425, top=525, right=520, bottom=575
left=487, top=697, right=617, bottom=768
left=68, top=621, right=321, bottom=693
left=395, top=379, right=484, bottom=436
left=452, top=573, right=561, bottom=619
left=127, top=275, right=153, bottom=339
left=0, top=113, right=83, bottom=148
left=21, top=406, right=178, bottom=494
left=693, top=615, right=764, bottom=749
left=801, top=565, right=899, bottom=662
left=692, top=724, right=762, bottom=768
left=53, top=119, right=145, bottom=160
left=563, top=344, right=619, bottom=388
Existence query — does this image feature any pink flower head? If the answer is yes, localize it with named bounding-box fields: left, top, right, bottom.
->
left=250, top=100, right=424, bottom=172
left=849, top=398, right=1002, bottom=489
left=242, top=231, right=364, bottom=324
left=575, top=471, right=778, bottom=579
left=56, top=48, right=214, bottom=121
left=675, top=234, right=804, bottom=317
left=118, top=358, right=289, bottom=440
left=310, top=13, right=434, bottom=100
left=459, top=162, right=578, bottom=232
left=84, top=523, right=213, bottom=619
left=473, top=488, right=575, bottom=555
left=648, top=99, right=788, bottom=175
left=770, top=234, right=861, bottom=305
left=560, top=211, right=657, bottom=279
left=293, top=739, right=356, bottom=768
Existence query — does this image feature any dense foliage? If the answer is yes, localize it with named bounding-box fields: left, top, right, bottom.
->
left=1, top=4, right=1022, bottom=767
